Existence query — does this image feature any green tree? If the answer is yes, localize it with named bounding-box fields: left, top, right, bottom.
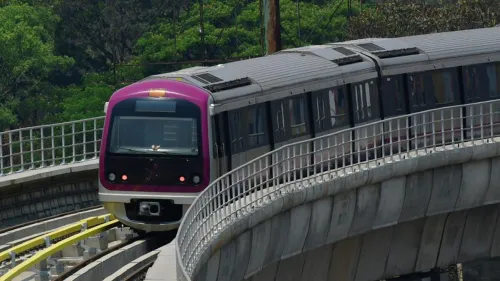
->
left=136, top=0, right=361, bottom=72
left=45, top=62, right=147, bottom=122
left=347, top=0, right=500, bottom=39
left=0, top=4, right=73, bottom=130
left=54, top=0, right=176, bottom=73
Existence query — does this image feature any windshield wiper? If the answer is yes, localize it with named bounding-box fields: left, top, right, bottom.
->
left=153, top=150, right=173, bottom=155
left=117, top=147, right=145, bottom=153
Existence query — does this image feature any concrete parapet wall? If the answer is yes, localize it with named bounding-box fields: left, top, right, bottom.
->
left=192, top=142, right=500, bottom=281
left=243, top=204, right=500, bottom=281
left=0, top=160, right=99, bottom=228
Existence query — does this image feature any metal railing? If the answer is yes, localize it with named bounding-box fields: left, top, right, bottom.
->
left=175, top=99, right=500, bottom=280
left=0, top=117, right=105, bottom=176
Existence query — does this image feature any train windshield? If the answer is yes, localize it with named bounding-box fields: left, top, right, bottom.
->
left=108, top=116, right=199, bottom=156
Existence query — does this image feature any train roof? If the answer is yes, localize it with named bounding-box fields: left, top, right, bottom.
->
left=333, top=26, right=500, bottom=75
left=147, top=47, right=377, bottom=112
left=145, top=26, right=500, bottom=113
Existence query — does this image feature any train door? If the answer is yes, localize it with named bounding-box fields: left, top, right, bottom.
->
left=462, top=63, right=500, bottom=139
left=211, top=114, right=230, bottom=178
left=381, top=75, right=409, bottom=154
left=407, top=72, right=434, bottom=149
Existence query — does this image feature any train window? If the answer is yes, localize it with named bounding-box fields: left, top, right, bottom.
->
left=312, top=86, right=349, bottom=133
left=271, top=100, right=287, bottom=142
left=365, top=83, right=372, bottom=118
left=351, top=80, right=379, bottom=124
left=109, top=116, right=199, bottom=156
left=408, top=73, right=427, bottom=109
left=246, top=104, right=269, bottom=148
left=313, top=93, right=327, bottom=131
left=462, top=63, right=500, bottom=101
left=288, top=96, right=308, bottom=137
left=329, top=87, right=347, bottom=127
left=353, top=84, right=363, bottom=121
left=431, top=69, right=459, bottom=105
left=381, top=76, right=406, bottom=117
left=487, top=63, right=500, bottom=98
left=228, top=110, right=244, bottom=153
left=463, top=65, right=483, bottom=101
left=211, top=117, right=217, bottom=158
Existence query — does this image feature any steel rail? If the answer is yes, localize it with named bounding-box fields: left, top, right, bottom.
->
left=0, top=214, right=114, bottom=264
left=0, top=218, right=119, bottom=281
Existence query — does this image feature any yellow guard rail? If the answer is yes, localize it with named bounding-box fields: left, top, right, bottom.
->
left=0, top=214, right=118, bottom=281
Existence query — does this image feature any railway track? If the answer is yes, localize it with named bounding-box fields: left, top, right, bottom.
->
left=0, top=214, right=118, bottom=281
left=0, top=205, right=175, bottom=281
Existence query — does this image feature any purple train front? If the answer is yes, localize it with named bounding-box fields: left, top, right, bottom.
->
left=98, top=79, right=212, bottom=232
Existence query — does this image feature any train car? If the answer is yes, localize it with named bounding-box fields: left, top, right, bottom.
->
left=333, top=27, right=500, bottom=150
left=99, top=26, right=500, bottom=233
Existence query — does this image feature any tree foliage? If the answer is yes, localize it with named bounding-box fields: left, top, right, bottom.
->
left=1, top=0, right=499, bottom=131
left=0, top=3, right=73, bottom=129
left=348, top=0, right=500, bottom=39
left=136, top=0, right=359, bottom=68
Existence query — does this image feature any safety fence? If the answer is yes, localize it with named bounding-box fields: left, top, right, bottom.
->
left=175, top=99, right=500, bottom=280
left=0, top=117, right=105, bottom=176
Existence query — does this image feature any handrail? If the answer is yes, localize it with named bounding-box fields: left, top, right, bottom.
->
left=0, top=218, right=119, bottom=281
left=0, top=116, right=105, bottom=177
left=0, top=214, right=114, bottom=264
left=175, top=99, right=500, bottom=280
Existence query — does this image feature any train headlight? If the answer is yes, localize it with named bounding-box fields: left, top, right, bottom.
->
left=193, top=175, right=200, bottom=184
left=108, top=173, right=116, bottom=181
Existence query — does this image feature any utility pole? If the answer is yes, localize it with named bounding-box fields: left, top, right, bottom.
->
left=262, top=0, right=282, bottom=54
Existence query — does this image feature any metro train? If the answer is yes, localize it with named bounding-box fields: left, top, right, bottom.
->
left=99, top=26, right=500, bottom=233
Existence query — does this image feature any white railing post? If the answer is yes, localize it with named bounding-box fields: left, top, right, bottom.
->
left=51, top=126, right=55, bottom=166
left=72, top=122, right=76, bottom=163
left=94, top=119, right=98, bottom=159
left=0, top=132, right=3, bottom=176
left=19, top=130, right=24, bottom=172
left=30, top=129, right=34, bottom=170
left=83, top=121, right=87, bottom=160
left=8, top=131, right=13, bottom=174
left=40, top=127, right=45, bottom=168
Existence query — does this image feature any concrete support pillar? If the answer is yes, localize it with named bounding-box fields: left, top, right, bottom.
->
left=83, top=247, right=97, bottom=259
left=50, top=260, right=65, bottom=276
left=35, top=260, right=50, bottom=281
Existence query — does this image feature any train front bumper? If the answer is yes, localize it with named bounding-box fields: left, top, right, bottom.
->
left=99, top=188, right=199, bottom=232
left=102, top=201, right=190, bottom=232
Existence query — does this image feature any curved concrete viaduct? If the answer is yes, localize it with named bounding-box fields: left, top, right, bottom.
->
left=191, top=142, right=500, bottom=281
